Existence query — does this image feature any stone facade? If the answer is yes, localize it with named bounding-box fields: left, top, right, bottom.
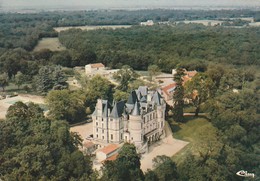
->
left=92, top=86, right=166, bottom=151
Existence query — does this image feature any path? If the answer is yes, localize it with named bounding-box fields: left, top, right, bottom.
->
left=140, top=122, right=189, bottom=172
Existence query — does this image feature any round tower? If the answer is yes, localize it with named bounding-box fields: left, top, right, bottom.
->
left=129, top=101, right=143, bottom=147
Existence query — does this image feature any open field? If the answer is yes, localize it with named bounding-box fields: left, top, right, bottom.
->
left=0, top=94, right=45, bottom=119
left=169, top=117, right=216, bottom=164
left=54, top=25, right=132, bottom=32
left=249, top=22, right=260, bottom=27
left=33, top=37, right=66, bottom=52
left=177, top=20, right=224, bottom=26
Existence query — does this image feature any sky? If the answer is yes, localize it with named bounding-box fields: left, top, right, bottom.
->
left=1, top=0, right=260, bottom=9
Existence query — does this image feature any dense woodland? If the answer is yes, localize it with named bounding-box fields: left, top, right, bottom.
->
left=0, top=9, right=259, bottom=50
left=0, top=9, right=259, bottom=180
left=59, top=24, right=260, bottom=71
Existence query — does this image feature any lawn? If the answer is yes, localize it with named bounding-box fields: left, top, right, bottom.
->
left=33, top=38, right=66, bottom=52
left=168, top=116, right=217, bottom=165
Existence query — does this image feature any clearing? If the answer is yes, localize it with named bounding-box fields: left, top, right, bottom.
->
left=33, top=37, right=66, bottom=52
left=54, top=25, right=132, bottom=32
left=0, top=94, right=45, bottom=119
left=169, top=117, right=217, bottom=164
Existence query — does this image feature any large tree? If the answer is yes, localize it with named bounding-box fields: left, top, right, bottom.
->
left=208, top=90, right=260, bottom=177
left=152, top=155, right=178, bottom=181
left=14, top=71, right=28, bottom=89
left=0, top=72, right=9, bottom=92
left=148, top=64, right=161, bottom=81
left=46, top=89, right=86, bottom=123
left=34, top=65, right=68, bottom=93
left=0, top=102, right=93, bottom=180
left=185, top=73, right=215, bottom=116
left=172, top=68, right=185, bottom=122
left=113, top=65, right=138, bottom=92
left=101, top=143, right=144, bottom=181
left=85, top=75, right=114, bottom=111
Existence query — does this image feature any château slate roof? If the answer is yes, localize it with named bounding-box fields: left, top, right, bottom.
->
left=152, top=91, right=163, bottom=105
left=93, top=86, right=164, bottom=119
left=138, top=86, right=148, bottom=96
left=131, top=101, right=141, bottom=116
left=127, top=91, right=138, bottom=105
left=110, top=101, right=125, bottom=118
left=140, top=95, right=147, bottom=103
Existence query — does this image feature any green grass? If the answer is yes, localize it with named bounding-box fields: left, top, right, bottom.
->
left=33, top=38, right=66, bottom=52
left=168, top=117, right=217, bottom=165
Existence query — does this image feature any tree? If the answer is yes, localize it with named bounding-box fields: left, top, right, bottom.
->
left=101, top=143, right=144, bottom=181
left=152, top=155, right=178, bottom=181
left=113, top=65, right=138, bottom=92
left=207, top=90, right=260, bottom=177
left=172, top=68, right=185, bottom=122
left=148, top=64, right=161, bottom=81
left=0, top=101, right=93, bottom=180
left=185, top=73, right=215, bottom=116
left=206, top=64, right=225, bottom=88
left=50, top=50, right=72, bottom=67
left=14, top=71, right=28, bottom=89
left=0, top=73, right=9, bottom=92
left=46, top=89, right=86, bottom=124
left=113, top=89, right=129, bottom=101
left=34, top=65, right=67, bottom=93
left=144, top=170, right=158, bottom=181
left=85, top=75, right=114, bottom=111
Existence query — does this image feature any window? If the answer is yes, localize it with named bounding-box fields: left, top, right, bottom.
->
left=110, top=119, right=113, bottom=121
left=102, top=129, right=104, bottom=133
left=96, top=134, right=98, bottom=138
left=102, top=136, right=104, bottom=140
left=111, top=134, right=113, bottom=140
left=96, top=128, right=98, bottom=132
left=96, top=122, right=98, bottom=126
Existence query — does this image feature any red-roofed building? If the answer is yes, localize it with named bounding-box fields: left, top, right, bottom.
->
left=102, top=153, right=119, bottom=163
left=96, top=144, right=119, bottom=162
left=183, top=70, right=197, bottom=84
left=162, top=83, right=177, bottom=101
left=161, top=69, right=197, bottom=102
left=85, top=63, right=105, bottom=75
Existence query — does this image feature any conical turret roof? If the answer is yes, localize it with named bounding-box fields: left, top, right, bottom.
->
left=131, top=101, right=140, bottom=116
left=127, top=90, right=138, bottom=105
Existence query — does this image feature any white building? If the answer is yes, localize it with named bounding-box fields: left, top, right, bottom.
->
left=92, top=86, right=166, bottom=152
left=140, top=20, right=154, bottom=26
left=85, top=63, right=119, bottom=78
left=85, top=63, right=105, bottom=75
